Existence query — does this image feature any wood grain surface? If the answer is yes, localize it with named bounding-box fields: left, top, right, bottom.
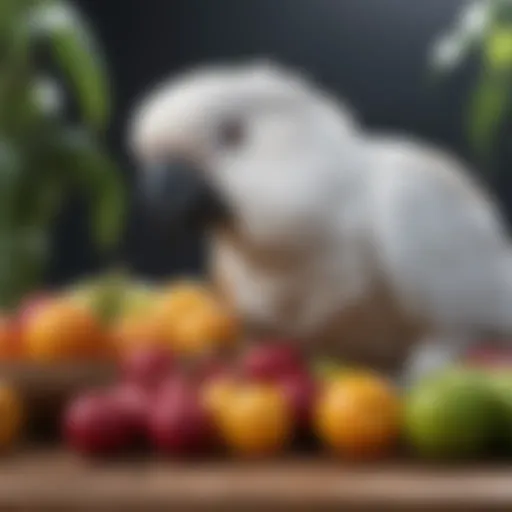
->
left=0, top=364, right=510, bottom=511
left=0, top=450, right=511, bottom=511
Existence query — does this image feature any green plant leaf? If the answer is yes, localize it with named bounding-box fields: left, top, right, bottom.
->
left=29, top=1, right=111, bottom=131
left=466, top=72, right=510, bottom=162
left=0, top=142, right=50, bottom=309
left=429, top=34, right=474, bottom=83
left=0, top=141, right=25, bottom=228
left=84, top=152, right=126, bottom=252
left=428, top=1, right=492, bottom=82
left=495, top=0, right=512, bottom=23
left=0, top=227, right=49, bottom=310
left=465, top=11, right=512, bottom=163
left=29, top=75, right=65, bottom=120
left=485, top=26, right=512, bottom=69
left=0, top=1, right=25, bottom=40
left=16, top=174, right=64, bottom=229
left=46, top=128, right=126, bottom=252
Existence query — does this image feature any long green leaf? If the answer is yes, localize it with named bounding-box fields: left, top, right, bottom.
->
left=486, top=25, right=512, bottom=69
left=85, top=153, right=126, bottom=252
left=0, top=227, right=49, bottom=310
left=0, top=141, right=25, bottom=228
left=0, top=1, right=25, bottom=40
left=465, top=4, right=512, bottom=163
left=29, top=75, right=65, bottom=120
left=0, top=142, right=47, bottom=309
left=29, top=1, right=111, bottom=132
left=428, top=1, right=492, bottom=82
left=466, top=74, right=509, bottom=162
left=46, top=129, right=126, bottom=252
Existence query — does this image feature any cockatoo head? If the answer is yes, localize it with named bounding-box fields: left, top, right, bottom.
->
left=129, top=61, right=358, bottom=246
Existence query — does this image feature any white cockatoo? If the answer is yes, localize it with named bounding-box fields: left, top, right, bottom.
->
left=129, top=61, right=512, bottom=384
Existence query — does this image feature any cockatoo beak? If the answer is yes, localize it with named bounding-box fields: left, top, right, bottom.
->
left=140, top=159, right=228, bottom=233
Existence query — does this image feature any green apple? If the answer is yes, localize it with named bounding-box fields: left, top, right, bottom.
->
left=483, top=369, right=512, bottom=452
left=404, top=370, right=502, bottom=460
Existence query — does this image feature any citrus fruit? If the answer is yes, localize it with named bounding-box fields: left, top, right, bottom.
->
left=218, top=384, right=292, bottom=457
left=201, top=375, right=238, bottom=420
left=157, top=281, right=214, bottom=315
left=0, top=317, right=23, bottom=360
left=404, top=371, right=501, bottom=460
left=153, top=282, right=239, bottom=356
left=315, top=374, right=401, bottom=459
left=170, top=306, right=238, bottom=356
left=25, top=300, right=107, bottom=362
left=120, top=283, right=157, bottom=319
left=110, top=312, right=170, bottom=355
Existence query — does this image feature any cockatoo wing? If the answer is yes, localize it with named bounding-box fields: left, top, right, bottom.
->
left=370, top=137, right=512, bottom=335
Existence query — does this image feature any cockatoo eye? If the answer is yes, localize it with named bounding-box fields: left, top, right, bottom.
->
left=217, top=118, right=245, bottom=149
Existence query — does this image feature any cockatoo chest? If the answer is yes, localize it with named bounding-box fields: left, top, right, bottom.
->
left=211, top=232, right=424, bottom=370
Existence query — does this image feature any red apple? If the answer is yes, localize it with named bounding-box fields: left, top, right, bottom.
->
left=277, top=370, right=318, bottom=431
left=108, top=383, right=152, bottom=442
left=148, top=376, right=215, bottom=456
left=120, top=346, right=175, bottom=390
left=156, top=372, right=192, bottom=396
left=193, top=356, right=232, bottom=386
left=239, top=343, right=305, bottom=382
left=63, top=391, right=136, bottom=456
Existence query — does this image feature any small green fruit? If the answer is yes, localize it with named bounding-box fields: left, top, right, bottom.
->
left=404, top=371, right=501, bottom=460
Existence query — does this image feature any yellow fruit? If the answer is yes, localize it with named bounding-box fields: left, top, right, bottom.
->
left=153, top=282, right=239, bottom=356
left=218, top=384, right=292, bottom=457
left=121, top=284, right=157, bottom=318
left=158, top=281, right=214, bottom=314
left=174, top=306, right=238, bottom=356
left=25, top=300, right=107, bottom=362
left=110, top=312, right=170, bottom=354
left=0, top=384, right=23, bottom=449
left=315, top=374, right=401, bottom=459
left=201, top=377, right=238, bottom=420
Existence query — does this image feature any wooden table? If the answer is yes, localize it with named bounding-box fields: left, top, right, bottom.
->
left=0, top=450, right=511, bottom=511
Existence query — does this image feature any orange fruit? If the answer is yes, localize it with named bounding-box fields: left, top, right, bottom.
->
left=315, top=374, right=402, bottom=460
left=24, top=300, right=108, bottom=362
left=157, top=281, right=214, bottom=314
left=217, top=384, right=292, bottom=457
left=153, top=282, right=239, bottom=356
left=201, top=376, right=238, bottom=420
left=171, top=305, right=239, bottom=356
left=0, top=383, right=23, bottom=449
left=0, top=317, right=23, bottom=361
left=198, top=301, right=239, bottom=347
left=110, top=312, right=170, bottom=355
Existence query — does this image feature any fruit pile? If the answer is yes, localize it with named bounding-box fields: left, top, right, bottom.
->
left=59, top=342, right=512, bottom=462
left=0, top=276, right=239, bottom=363
left=63, top=343, right=401, bottom=459
left=1, top=272, right=512, bottom=464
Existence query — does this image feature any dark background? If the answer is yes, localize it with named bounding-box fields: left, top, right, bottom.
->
left=53, top=0, right=512, bottom=284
